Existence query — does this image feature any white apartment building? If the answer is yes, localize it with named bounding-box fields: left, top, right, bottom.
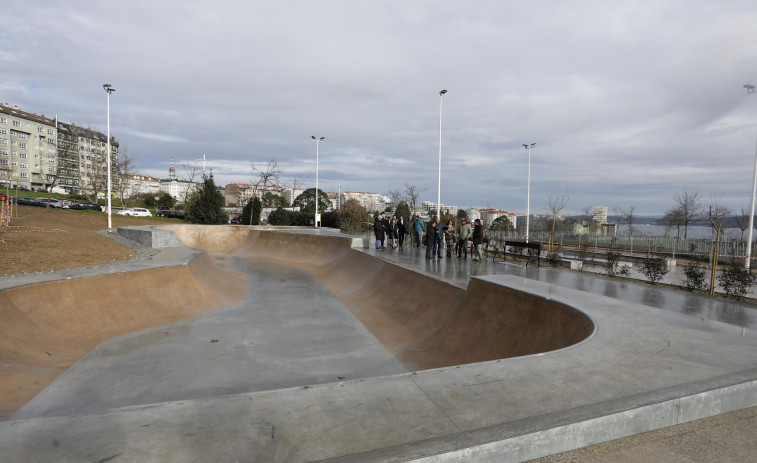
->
left=485, top=209, right=518, bottom=229
left=224, top=183, right=287, bottom=207
left=120, top=173, right=161, bottom=198
left=342, top=191, right=388, bottom=213
left=0, top=104, right=58, bottom=191
left=420, top=201, right=458, bottom=217
left=593, top=205, right=608, bottom=224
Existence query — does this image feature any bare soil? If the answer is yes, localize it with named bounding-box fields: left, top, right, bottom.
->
left=0, top=205, right=170, bottom=276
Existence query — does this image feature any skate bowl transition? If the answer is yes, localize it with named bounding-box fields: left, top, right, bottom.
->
left=3, top=225, right=757, bottom=462
left=162, top=225, right=596, bottom=371
left=0, top=225, right=593, bottom=419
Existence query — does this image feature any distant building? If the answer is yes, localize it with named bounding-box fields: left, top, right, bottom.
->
left=0, top=103, right=58, bottom=191
left=224, top=183, right=286, bottom=207
left=421, top=201, right=458, bottom=217
left=593, top=205, right=608, bottom=224
left=342, top=191, right=388, bottom=213
left=485, top=210, right=517, bottom=229
left=120, top=173, right=161, bottom=198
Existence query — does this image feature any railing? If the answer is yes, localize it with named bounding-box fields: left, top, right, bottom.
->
left=487, top=230, right=754, bottom=265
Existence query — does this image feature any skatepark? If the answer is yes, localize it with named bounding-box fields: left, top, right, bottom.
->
left=1, top=225, right=756, bottom=462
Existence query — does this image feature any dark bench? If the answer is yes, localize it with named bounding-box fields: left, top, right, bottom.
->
left=495, top=240, right=542, bottom=267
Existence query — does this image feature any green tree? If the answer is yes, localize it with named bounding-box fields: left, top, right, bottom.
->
left=489, top=216, right=514, bottom=232
left=142, top=194, right=156, bottom=208
left=187, top=173, right=227, bottom=224
left=292, top=188, right=332, bottom=213
left=457, top=209, right=468, bottom=221
left=263, top=191, right=288, bottom=208
left=338, top=198, right=372, bottom=232
left=394, top=202, right=411, bottom=221
left=157, top=192, right=176, bottom=209
left=267, top=207, right=291, bottom=225
left=242, top=196, right=263, bottom=225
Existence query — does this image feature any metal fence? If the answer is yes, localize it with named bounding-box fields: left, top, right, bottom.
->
left=488, top=230, right=754, bottom=265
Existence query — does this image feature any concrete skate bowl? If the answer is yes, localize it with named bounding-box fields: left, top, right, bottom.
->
left=171, top=227, right=596, bottom=372
left=0, top=252, right=247, bottom=420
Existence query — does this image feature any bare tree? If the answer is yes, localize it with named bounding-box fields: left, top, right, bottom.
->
left=708, top=198, right=732, bottom=296
left=733, top=206, right=751, bottom=241
left=178, top=161, right=202, bottom=208
left=620, top=206, right=636, bottom=236
left=662, top=206, right=684, bottom=238
left=403, top=182, right=428, bottom=216
left=386, top=188, right=403, bottom=211
left=249, top=159, right=282, bottom=224
left=115, top=145, right=139, bottom=207
left=546, top=193, right=570, bottom=252
left=581, top=206, right=593, bottom=222
left=673, top=190, right=704, bottom=239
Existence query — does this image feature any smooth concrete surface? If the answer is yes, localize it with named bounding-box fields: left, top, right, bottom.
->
left=116, top=225, right=183, bottom=248
left=1, top=226, right=756, bottom=462
left=359, top=244, right=757, bottom=331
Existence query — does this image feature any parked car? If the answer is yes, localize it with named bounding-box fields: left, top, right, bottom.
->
left=120, top=208, right=152, bottom=217
left=68, top=202, right=102, bottom=211
left=157, top=210, right=186, bottom=219
left=37, top=198, right=63, bottom=208
left=16, top=196, right=44, bottom=207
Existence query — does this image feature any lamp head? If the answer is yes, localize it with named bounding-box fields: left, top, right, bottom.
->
left=745, top=84, right=756, bottom=94
left=439, top=89, right=447, bottom=95
left=320, top=137, right=325, bottom=141
left=311, top=136, right=316, bottom=140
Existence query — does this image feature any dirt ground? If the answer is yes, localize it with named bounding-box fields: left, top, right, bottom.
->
left=0, top=205, right=170, bottom=276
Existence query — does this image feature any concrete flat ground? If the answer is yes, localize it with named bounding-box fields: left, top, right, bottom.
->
left=1, top=227, right=755, bottom=462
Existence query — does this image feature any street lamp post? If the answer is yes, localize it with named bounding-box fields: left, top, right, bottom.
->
left=744, top=84, right=757, bottom=270
left=437, top=89, right=447, bottom=219
left=103, top=84, right=115, bottom=232
left=311, top=136, right=324, bottom=227
left=522, top=143, right=535, bottom=242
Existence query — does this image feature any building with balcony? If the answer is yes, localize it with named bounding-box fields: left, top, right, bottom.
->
left=0, top=104, right=58, bottom=191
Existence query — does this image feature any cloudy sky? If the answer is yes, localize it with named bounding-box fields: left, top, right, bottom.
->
left=3, top=1, right=757, bottom=215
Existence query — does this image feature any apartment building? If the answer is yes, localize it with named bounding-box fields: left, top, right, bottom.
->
left=593, top=205, right=608, bottom=224
left=342, top=191, right=388, bottom=213
left=224, top=183, right=286, bottom=207
left=120, top=173, right=161, bottom=198
left=0, top=104, right=57, bottom=191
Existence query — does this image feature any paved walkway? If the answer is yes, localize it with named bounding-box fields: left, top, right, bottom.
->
left=360, top=244, right=757, bottom=330
left=360, top=242, right=757, bottom=462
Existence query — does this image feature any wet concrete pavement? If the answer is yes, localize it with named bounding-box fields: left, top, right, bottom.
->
left=360, top=244, right=757, bottom=331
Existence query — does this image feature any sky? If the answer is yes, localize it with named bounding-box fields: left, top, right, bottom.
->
left=3, top=1, right=757, bottom=216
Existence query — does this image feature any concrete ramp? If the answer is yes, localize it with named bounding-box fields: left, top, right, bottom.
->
left=0, top=251, right=247, bottom=420
left=203, top=229, right=595, bottom=371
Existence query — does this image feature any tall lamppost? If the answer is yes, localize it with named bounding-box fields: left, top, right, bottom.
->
left=103, top=84, right=115, bottom=232
left=744, top=84, right=756, bottom=270
left=522, top=143, right=535, bottom=242
left=437, top=89, right=447, bottom=219
left=311, top=136, right=324, bottom=227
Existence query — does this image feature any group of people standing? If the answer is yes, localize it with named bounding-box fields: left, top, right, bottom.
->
left=373, top=213, right=485, bottom=262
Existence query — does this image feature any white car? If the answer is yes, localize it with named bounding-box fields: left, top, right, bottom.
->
left=120, top=208, right=152, bottom=217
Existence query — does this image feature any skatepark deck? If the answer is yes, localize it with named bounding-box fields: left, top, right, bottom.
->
left=0, top=226, right=756, bottom=462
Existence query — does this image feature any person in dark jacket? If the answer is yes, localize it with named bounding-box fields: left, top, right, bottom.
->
left=397, top=216, right=407, bottom=248
left=381, top=213, right=390, bottom=248
left=434, top=217, right=445, bottom=258
left=425, top=217, right=438, bottom=259
left=373, top=213, right=385, bottom=250
left=444, top=219, right=456, bottom=258
left=472, top=218, right=485, bottom=261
